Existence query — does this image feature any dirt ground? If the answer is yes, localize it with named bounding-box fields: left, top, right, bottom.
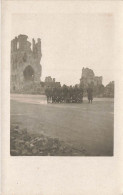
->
left=10, top=94, right=114, bottom=156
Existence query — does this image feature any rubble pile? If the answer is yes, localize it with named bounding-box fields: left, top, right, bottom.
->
left=10, top=125, right=86, bottom=156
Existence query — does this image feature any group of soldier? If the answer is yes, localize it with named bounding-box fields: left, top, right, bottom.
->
left=45, top=85, right=93, bottom=104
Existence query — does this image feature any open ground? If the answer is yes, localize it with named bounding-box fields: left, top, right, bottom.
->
left=10, top=94, right=114, bottom=156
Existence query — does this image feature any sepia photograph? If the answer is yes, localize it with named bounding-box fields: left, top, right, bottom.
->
left=2, top=1, right=123, bottom=194
left=10, top=13, right=114, bottom=156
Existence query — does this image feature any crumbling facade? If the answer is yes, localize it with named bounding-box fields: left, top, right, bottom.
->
left=104, top=81, right=114, bottom=97
left=11, top=35, right=42, bottom=93
left=44, top=76, right=61, bottom=88
left=80, top=67, right=102, bottom=88
left=45, top=76, right=55, bottom=83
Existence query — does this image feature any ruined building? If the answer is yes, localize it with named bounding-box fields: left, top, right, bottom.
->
left=42, top=76, right=61, bottom=88
left=104, top=81, right=114, bottom=97
left=10, top=35, right=42, bottom=93
left=80, top=67, right=102, bottom=88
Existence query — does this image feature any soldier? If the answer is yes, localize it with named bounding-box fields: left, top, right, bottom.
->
left=45, top=86, right=49, bottom=103
left=52, top=87, right=56, bottom=103
left=78, top=87, right=83, bottom=103
left=45, top=86, right=52, bottom=103
left=62, top=85, right=68, bottom=103
left=87, top=87, right=93, bottom=103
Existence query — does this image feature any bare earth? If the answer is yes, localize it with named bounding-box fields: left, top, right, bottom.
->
left=10, top=94, right=114, bottom=156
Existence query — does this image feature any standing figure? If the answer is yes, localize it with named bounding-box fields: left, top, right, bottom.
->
left=87, top=87, right=93, bottom=103
left=79, top=87, right=83, bottom=103
left=45, top=86, right=52, bottom=103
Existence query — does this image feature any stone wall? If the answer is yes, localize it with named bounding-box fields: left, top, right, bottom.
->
left=80, top=67, right=102, bottom=89
left=104, top=81, right=114, bottom=97
left=11, top=35, right=42, bottom=93
left=43, top=76, right=61, bottom=88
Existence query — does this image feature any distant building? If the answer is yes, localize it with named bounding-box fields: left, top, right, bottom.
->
left=80, top=67, right=102, bottom=89
left=104, top=81, right=114, bottom=97
left=43, top=76, right=61, bottom=88
left=45, top=76, right=54, bottom=83
left=10, top=34, right=42, bottom=93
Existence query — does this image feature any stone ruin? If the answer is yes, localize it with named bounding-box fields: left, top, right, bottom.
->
left=80, top=67, right=102, bottom=89
left=10, top=35, right=42, bottom=93
left=44, top=76, right=61, bottom=88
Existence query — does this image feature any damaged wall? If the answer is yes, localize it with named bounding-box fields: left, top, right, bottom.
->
left=10, top=34, right=42, bottom=93
left=80, top=67, right=102, bottom=88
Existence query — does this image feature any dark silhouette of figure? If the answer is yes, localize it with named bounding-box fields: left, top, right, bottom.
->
left=45, top=86, right=52, bottom=103
left=87, top=87, right=93, bottom=103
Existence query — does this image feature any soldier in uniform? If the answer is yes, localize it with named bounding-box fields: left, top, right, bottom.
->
left=87, top=87, right=93, bottom=103
left=45, top=86, right=52, bottom=103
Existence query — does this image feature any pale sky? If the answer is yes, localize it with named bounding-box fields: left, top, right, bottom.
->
left=12, top=13, right=114, bottom=86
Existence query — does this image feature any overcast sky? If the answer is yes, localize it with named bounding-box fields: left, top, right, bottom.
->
left=12, top=13, right=114, bottom=86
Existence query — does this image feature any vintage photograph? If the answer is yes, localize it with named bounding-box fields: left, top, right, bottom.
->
left=10, top=13, right=114, bottom=156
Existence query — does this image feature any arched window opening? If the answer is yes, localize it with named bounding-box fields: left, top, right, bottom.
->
left=23, top=65, right=34, bottom=81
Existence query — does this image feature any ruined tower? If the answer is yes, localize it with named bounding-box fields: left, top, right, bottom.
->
left=80, top=67, right=102, bottom=89
left=10, top=35, right=42, bottom=92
